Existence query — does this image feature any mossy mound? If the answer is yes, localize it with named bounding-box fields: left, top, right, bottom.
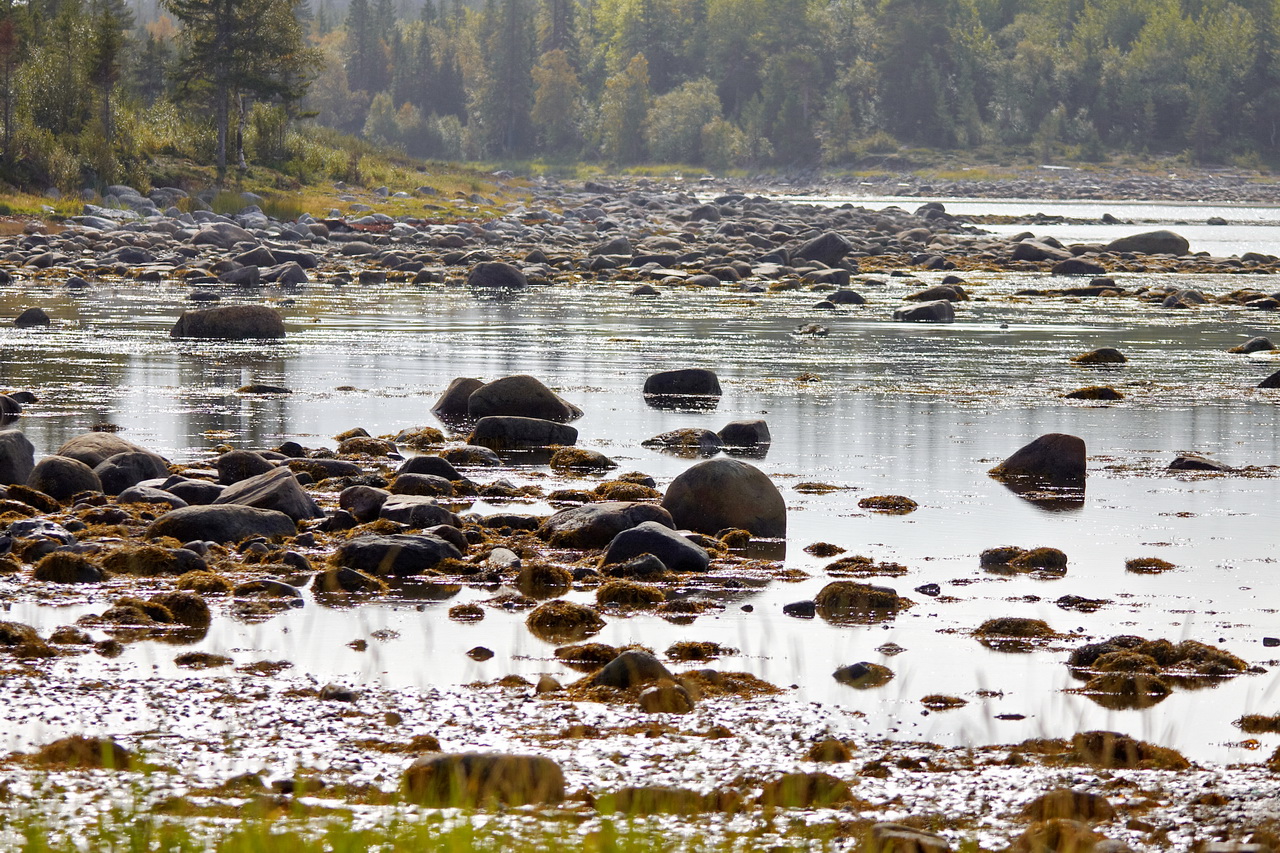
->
left=176, top=570, right=233, bottom=595
left=857, top=494, right=918, bottom=514
left=150, top=591, right=212, bottom=628
left=33, top=552, right=104, bottom=584
left=515, top=563, right=572, bottom=599
left=976, top=617, right=1055, bottom=638
left=1064, top=385, right=1124, bottom=400
left=666, top=641, right=736, bottom=661
left=921, top=694, right=968, bottom=710
left=448, top=603, right=485, bottom=622
left=103, top=544, right=204, bottom=577
left=1070, top=730, right=1190, bottom=770
left=525, top=600, right=605, bottom=643
left=1071, top=347, right=1126, bottom=365
left=593, top=481, right=662, bottom=501
left=824, top=554, right=908, bottom=578
left=25, top=735, right=133, bottom=770
left=338, top=437, right=396, bottom=457
left=1125, top=557, right=1176, bottom=574
left=804, top=542, right=845, bottom=557
left=814, top=581, right=912, bottom=623
left=596, top=580, right=665, bottom=608
left=803, top=738, right=853, bottom=763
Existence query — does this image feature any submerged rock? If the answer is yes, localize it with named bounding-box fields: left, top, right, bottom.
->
left=989, top=433, right=1086, bottom=485
left=466, top=375, right=581, bottom=423
left=892, top=300, right=954, bottom=322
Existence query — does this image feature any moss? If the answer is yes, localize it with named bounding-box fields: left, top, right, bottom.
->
left=814, top=581, right=912, bottom=619
left=526, top=600, right=605, bottom=643
left=921, top=694, right=969, bottom=710
left=1071, top=348, right=1126, bottom=364
left=448, top=603, right=484, bottom=622
left=515, top=563, right=573, bottom=598
left=1010, top=547, right=1068, bottom=571
left=151, top=591, right=212, bottom=628
left=174, top=652, right=233, bottom=669
left=803, top=738, right=853, bottom=763
left=393, top=427, right=446, bottom=450
left=1237, top=715, right=1280, bottom=734
left=32, top=551, right=103, bottom=584
left=979, top=546, right=1026, bottom=565
left=976, top=617, right=1055, bottom=638
left=596, top=580, right=664, bottom=608
left=804, top=542, right=846, bottom=557
left=549, top=447, right=617, bottom=472
left=757, top=772, right=851, bottom=808
left=338, top=437, right=396, bottom=457
left=824, top=555, right=908, bottom=578
left=666, top=641, right=735, bottom=661
left=593, top=481, right=661, bottom=501
left=25, top=735, right=133, bottom=770
left=1070, top=730, right=1190, bottom=770
left=1092, top=651, right=1161, bottom=673
left=176, top=570, right=233, bottom=595
left=1125, top=557, right=1176, bottom=574
left=1064, top=385, right=1124, bottom=400
left=857, top=494, right=918, bottom=514
left=103, top=545, right=186, bottom=577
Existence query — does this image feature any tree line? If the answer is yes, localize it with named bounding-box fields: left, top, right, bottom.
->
left=2, top=0, right=1278, bottom=192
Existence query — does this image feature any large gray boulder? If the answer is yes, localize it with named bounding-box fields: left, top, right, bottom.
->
left=893, top=300, right=954, bottom=323
left=398, top=455, right=463, bottom=481
left=470, top=416, right=577, bottom=450
left=1011, top=240, right=1071, bottom=262
left=170, top=305, right=285, bottom=339
left=146, top=504, right=297, bottom=543
left=602, top=521, right=710, bottom=573
left=402, top=753, right=565, bottom=807
left=591, top=650, right=675, bottom=688
left=378, top=495, right=459, bottom=528
left=14, top=307, right=50, bottom=328
left=792, top=231, right=852, bottom=266
left=93, top=451, right=170, bottom=495
left=467, top=262, right=527, bottom=290
left=431, top=377, right=484, bottom=419
left=988, top=433, right=1086, bottom=484
left=27, top=455, right=102, bottom=499
left=538, top=501, right=674, bottom=549
left=214, top=465, right=324, bottom=521
left=215, top=449, right=276, bottom=485
left=662, top=458, right=786, bottom=537
left=718, top=419, right=771, bottom=450
left=0, top=430, right=35, bottom=485
left=333, top=533, right=461, bottom=576
left=467, top=375, right=582, bottom=422
left=56, top=433, right=159, bottom=468
left=191, top=222, right=256, bottom=250
left=1105, top=230, right=1190, bottom=256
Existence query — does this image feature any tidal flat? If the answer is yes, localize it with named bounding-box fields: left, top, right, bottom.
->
left=0, top=175, right=1279, bottom=851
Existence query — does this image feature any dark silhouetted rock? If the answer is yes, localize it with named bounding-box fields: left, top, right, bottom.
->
left=431, top=377, right=485, bottom=419
left=214, top=466, right=323, bottom=521
left=0, top=429, right=35, bottom=486
left=792, top=231, right=852, bottom=266
left=662, top=458, right=786, bottom=537
left=93, top=451, right=170, bottom=495
left=591, top=650, right=675, bottom=688
left=378, top=495, right=459, bottom=528
left=602, top=521, right=710, bottom=573
left=27, top=455, right=101, bottom=499
left=215, top=450, right=277, bottom=485
left=989, top=433, right=1087, bottom=485
left=467, top=262, right=527, bottom=289
left=14, top=307, right=50, bottom=328
left=538, top=502, right=674, bottom=549
left=643, top=369, right=722, bottom=401
left=718, top=419, right=771, bottom=450
left=1105, top=230, right=1189, bottom=256
left=893, top=300, right=954, bottom=323
left=333, top=533, right=461, bottom=576
left=170, top=305, right=285, bottom=339
left=56, top=433, right=158, bottom=469
left=146, top=505, right=297, bottom=543
left=398, top=455, right=463, bottom=481
left=1168, top=454, right=1231, bottom=472
left=467, top=375, right=581, bottom=422
left=470, top=416, right=578, bottom=450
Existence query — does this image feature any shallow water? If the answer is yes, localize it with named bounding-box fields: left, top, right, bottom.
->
left=782, top=194, right=1280, bottom=257
left=3, top=254, right=1280, bottom=765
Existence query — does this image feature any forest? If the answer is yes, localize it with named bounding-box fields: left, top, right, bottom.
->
left=2, top=0, right=1279, bottom=191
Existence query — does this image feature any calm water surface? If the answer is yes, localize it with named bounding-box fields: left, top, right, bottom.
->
left=2, top=221, right=1280, bottom=764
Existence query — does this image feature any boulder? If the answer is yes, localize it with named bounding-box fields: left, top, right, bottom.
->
left=1012, top=240, right=1071, bottom=262
left=1258, top=369, right=1280, bottom=389
left=213, top=466, right=324, bottom=521
left=467, top=375, right=581, bottom=423
left=1052, top=258, right=1106, bottom=276
left=163, top=478, right=225, bottom=505
left=467, top=262, right=527, bottom=290
left=867, top=823, right=950, bottom=853
left=643, top=369, right=722, bottom=400
left=170, top=305, right=285, bottom=339
left=989, top=433, right=1086, bottom=484
left=378, top=495, right=459, bottom=528
left=0, top=395, right=19, bottom=420
left=27, top=455, right=102, bottom=499
left=1228, top=336, right=1275, bottom=354
left=1168, top=454, right=1231, bottom=472
left=792, top=231, right=852, bottom=266
left=214, top=449, right=276, bottom=485
left=117, top=486, right=188, bottom=510
left=389, top=473, right=453, bottom=497
left=333, top=533, right=462, bottom=576
left=538, top=502, right=674, bottom=549
left=718, top=419, right=771, bottom=450
left=338, top=485, right=391, bottom=522
left=0, top=430, right=34, bottom=485
left=146, top=505, right=297, bottom=543
left=402, top=753, right=564, bottom=807
left=1105, top=230, right=1190, bottom=255
left=642, top=428, right=722, bottom=456
left=893, top=300, right=954, bottom=323
left=93, top=451, right=170, bottom=495
left=470, top=416, right=578, bottom=450
left=191, top=222, right=256, bottom=250
left=602, top=521, right=710, bottom=573
left=591, top=650, right=675, bottom=688
left=398, top=455, right=463, bottom=481
left=662, top=458, right=786, bottom=537
left=14, top=307, right=50, bottom=328
left=56, top=433, right=159, bottom=469
left=431, top=377, right=484, bottom=419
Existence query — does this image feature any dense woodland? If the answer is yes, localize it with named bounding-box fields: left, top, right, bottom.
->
left=2, top=0, right=1280, bottom=191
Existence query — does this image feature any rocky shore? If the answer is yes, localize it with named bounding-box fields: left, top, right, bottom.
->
left=1, top=176, right=1279, bottom=852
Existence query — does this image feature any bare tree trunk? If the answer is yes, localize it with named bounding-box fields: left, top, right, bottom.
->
left=237, top=93, right=249, bottom=172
